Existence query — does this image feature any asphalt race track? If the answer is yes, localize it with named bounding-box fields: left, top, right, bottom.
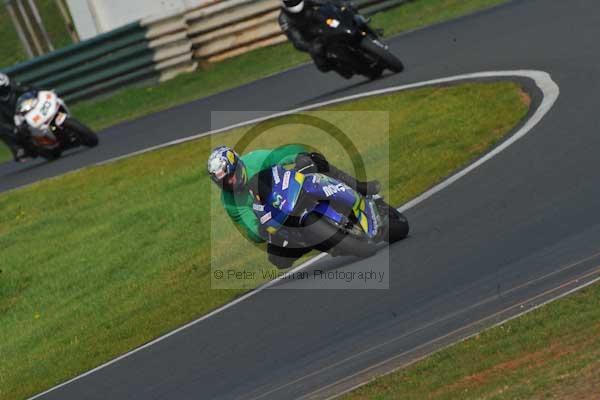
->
left=17, top=0, right=600, bottom=399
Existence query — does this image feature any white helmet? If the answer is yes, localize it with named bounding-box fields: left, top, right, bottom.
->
left=282, top=0, right=304, bottom=13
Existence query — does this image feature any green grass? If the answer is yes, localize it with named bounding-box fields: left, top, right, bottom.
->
left=0, top=81, right=529, bottom=400
left=370, top=0, right=509, bottom=37
left=0, top=7, right=27, bottom=69
left=36, top=0, right=74, bottom=49
left=0, top=1, right=72, bottom=69
left=0, top=143, right=11, bottom=161
left=342, top=284, right=600, bottom=400
left=0, top=0, right=508, bottom=163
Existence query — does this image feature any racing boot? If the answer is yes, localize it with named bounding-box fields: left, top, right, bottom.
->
left=301, top=152, right=381, bottom=196
left=332, top=64, right=354, bottom=79
left=14, top=147, right=30, bottom=163
left=315, top=61, right=333, bottom=73
left=327, top=164, right=381, bottom=196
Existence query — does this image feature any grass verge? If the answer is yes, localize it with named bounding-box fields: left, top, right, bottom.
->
left=36, top=0, right=74, bottom=50
left=0, top=0, right=508, bottom=163
left=342, top=283, right=600, bottom=400
left=0, top=144, right=11, bottom=162
left=0, top=81, right=529, bottom=400
left=0, top=7, right=27, bottom=70
left=0, top=1, right=72, bottom=71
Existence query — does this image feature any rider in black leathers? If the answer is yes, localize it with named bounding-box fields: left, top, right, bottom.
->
left=278, top=0, right=356, bottom=77
left=0, top=73, right=34, bottom=162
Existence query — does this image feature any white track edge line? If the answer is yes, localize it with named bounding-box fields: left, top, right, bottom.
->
left=27, top=70, right=559, bottom=400
left=96, top=69, right=555, bottom=166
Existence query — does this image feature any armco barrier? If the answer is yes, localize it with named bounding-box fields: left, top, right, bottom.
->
left=0, top=19, right=196, bottom=102
left=1, top=0, right=407, bottom=102
left=186, top=0, right=409, bottom=63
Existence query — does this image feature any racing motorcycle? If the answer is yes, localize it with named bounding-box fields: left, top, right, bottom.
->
left=313, top=2, right=404, bottom=79
left=14, top=90, right=98, bottom=160
left=253, top=165, right=409, bottom=267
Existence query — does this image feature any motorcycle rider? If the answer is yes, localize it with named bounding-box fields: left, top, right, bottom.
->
left=0, top=73, right=35, bottom=162
left=207, top=144, right=380, bottom=268
left=279, top=0, right=358, bottom=78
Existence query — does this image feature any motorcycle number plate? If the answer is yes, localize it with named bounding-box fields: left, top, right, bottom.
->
left=40, top=101, right=53, bottom=116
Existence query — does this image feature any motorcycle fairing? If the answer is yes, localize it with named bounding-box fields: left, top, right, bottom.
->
left=315, top=2, right=357, bottom=37
left=302, top=173, right=379, bottom=239
left=24, top=91, right=60, bottom=130
left=254, top=166, right=305, bottom=235
left=252, top=167, right=380, bottom=240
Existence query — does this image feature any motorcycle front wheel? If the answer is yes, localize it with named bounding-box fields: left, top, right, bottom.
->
left=376, top=201, right=410, bottom=243
left=63, top=118, right=99, bottom=148
left=360, top=38, right=404, bottom=73
left=303, top=213, right=376, bottom=258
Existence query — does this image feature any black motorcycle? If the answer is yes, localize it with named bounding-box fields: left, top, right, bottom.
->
left=312, top=2, right=404, bottom=79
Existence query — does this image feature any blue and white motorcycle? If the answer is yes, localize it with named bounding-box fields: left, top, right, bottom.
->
left=253, top=165, right=409, bottom=265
